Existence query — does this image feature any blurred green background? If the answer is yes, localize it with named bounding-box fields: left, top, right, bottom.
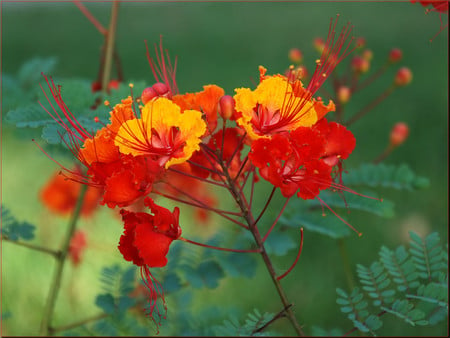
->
left=2, top=1, right=448, bottom=336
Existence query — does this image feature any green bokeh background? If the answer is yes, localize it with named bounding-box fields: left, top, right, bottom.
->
left=1, top=1, right=448, bottom=336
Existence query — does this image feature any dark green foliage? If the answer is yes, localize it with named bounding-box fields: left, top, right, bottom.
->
left=342, top=163, right=430, bottom=191
left=335, top=231, right=447, bottom=335
left=280, top=201, right=352, bottom=239
left=2, top=57, right=58, bottom=114
left=212, top=309, right=278, bottom=336
left=408, top=231, right=446, bottom=280
left=281, top=163, right=429, bottom=240
left=309, top=190, right=394, bottom=218
left=310, top=326, right=344, bottom=336
left=4, top=59, right=149, bottom=150
left=96, top=264, right=137, bottom=316
left=1, top=205, right=35, bottom=241
left=264, top=229, right=297, bottom=256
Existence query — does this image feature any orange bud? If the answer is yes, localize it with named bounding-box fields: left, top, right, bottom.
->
left=351, top=55, right=370, bottom=73
left=394, top=67, right=413, bottom=86
left=390, top=122, right=409, bottom=146
left=108, top=79, right=120, bottom=90
left=337, top=86, right=352, bottom=104
left=153, top=82, right=170, bottom=96
left=362, top=49, right=373, bottom=61
left=91, top=81, right=101, bottom=93
left=313, top=37, right=325, bottom=53
left=389, top=48, right=403, bottom=63
left=141, top=87, right=157, bottom=104
left=289, top=48, right=303, bottom=64
left=355, top=37, right=366, bottom=48
left=219, top=95, right=236, bottom=120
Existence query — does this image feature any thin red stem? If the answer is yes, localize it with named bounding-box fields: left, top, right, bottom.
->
left=153, top=191, right=248, bottom=229
left=167, top=167, right=227, bottom=189
left=179, top=237, right=260, bottom=253
left=73, top=1, right=107, bottom=35
left=277, top=228, right=304, bottom=280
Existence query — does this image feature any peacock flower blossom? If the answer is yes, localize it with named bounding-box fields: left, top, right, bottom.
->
left=172, top=84, right=225, bottom=134
left=118, top=197, right=181, bottom=328
left=114, top=97, right=206, bottom=168
left=249, top=118, right=356, bottom=199
left=37, top=76, right=164, bottom=209
left=234, top=17, right=355, bottom=140
left=249, top=131, right=332, bottom=199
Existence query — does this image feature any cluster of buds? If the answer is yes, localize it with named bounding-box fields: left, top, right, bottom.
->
left=37, top=17, right=385, bottom=329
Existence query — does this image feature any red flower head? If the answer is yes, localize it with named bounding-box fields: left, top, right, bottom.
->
left=249, top=117, right=356, bottom=199
left=118, top=197, right=181, bottom=328
left=249, top=131, right=332, bottom=199
left=234, top=17, right=356, bottom=140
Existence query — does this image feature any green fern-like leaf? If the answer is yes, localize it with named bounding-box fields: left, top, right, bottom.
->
left=379, top=245, right=420, bottom=292
left=356, top=262, right=396, bottom=307
left=212, top=309, right=277, bottom=336
left=339, top=231, right=447, bottom=335
left=342, top=163, right=430, bottom=190
left=409, top=232, right=445, bottom=281
left=381, top=299, right=428, bottom=326
left=336, top=287, right=379, bottom=335
left=96, top=264, right=137, bottom=317
left=1, top=205, right=35, bottom=241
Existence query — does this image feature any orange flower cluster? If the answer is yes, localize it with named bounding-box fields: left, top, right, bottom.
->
left=38, top=17, right=361, bottom=329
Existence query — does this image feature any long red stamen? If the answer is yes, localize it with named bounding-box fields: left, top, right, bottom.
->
left=145, top=36, right=178, bottom=95
left=141, top=266, right=166, bottom=332
left=179, top=237, right=260, bottom=253
left=316, top=195, right=362, bottom=236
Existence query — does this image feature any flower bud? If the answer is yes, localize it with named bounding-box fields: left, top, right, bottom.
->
left=91, top=81, right=101, bottom=93
left=108, top=79, right=120, bottom=91
left=390, top=122, right=409, bottom=146
left=337, top=86, right=352, bottom=104
left=289, top=48, right=303, bottom=64
left=153, top=82, right=170, bottom=96
left=141, top=87, right=157, bottom=104
left=355, top=37, right=366, bottom=49
left=362, top=49, right=373, bottom=61
left=351, top=55, right=370, bottom=73
left=219, top=95, right=236, bottom=120
left=394, top=67, right=413, bottom=86
left=389, top=48, right=403, bottom=63
left=313, top=37, right=325, bottom=53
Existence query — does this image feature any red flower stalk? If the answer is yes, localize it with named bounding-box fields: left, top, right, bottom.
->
left=118, top=197, right=181, bottom=328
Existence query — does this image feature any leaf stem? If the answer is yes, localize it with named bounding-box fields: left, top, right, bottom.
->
left=40, top=184, right=88, bottom=336
left=1, top=235, right=60, bottom=257
left=51, top=313, right=108, bottom=334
